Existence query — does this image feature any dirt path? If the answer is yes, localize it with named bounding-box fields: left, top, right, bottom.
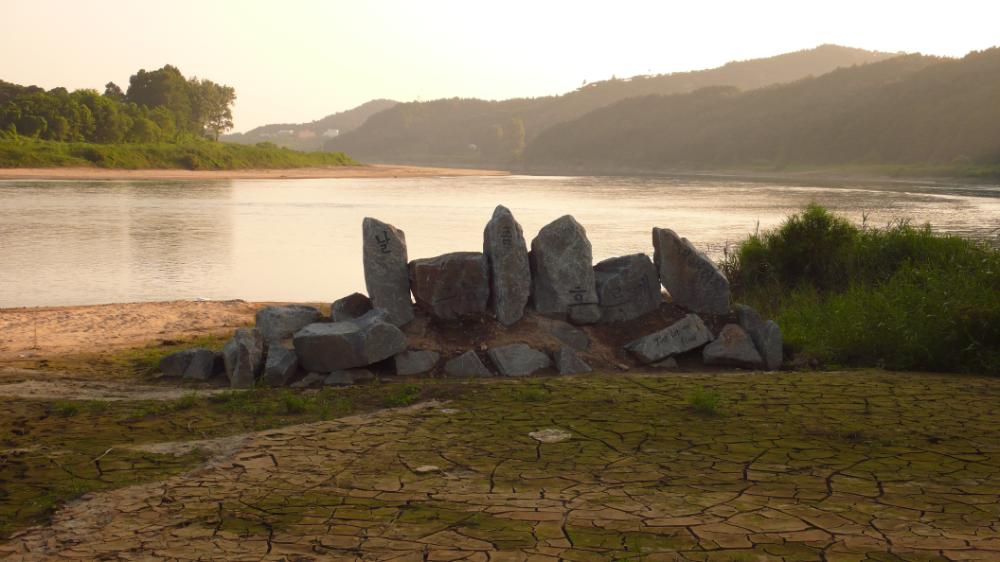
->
left=0, top=300, right=266, bottom=362
left=4, top=372, right=999, bottom=561
left=0, top=377, right=230, bottom=402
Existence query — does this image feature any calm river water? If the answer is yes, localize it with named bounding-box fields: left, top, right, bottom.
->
left=1, top=175, right=998, bottom=308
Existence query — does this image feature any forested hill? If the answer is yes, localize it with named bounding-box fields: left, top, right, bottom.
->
left=523, top=49, right=1000, bottom=173
left=325, top=45, right=896, bottom=166
left=222, top=99, right=397, bottom=151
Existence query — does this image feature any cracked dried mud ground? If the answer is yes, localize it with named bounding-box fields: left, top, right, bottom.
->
left=3, top=371, right=1000, bottom=561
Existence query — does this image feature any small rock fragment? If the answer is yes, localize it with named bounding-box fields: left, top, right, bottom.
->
left=394, top=349, right=441, bottom=376
left=331, top=292, right=373, bottom=322
left=568, top=304, right=601, bottom=326
left=488, top=344, right=551, bottom=377
left=625, top=314, right=713, bottom=364
left=529, top=428, right=572, bottom=443
left=651, top=357, right=679, bottom=370
left=549, top=321, right=590, bottom=351
left=554, top=347, right=592, bottom=375
left=444, top=351, right=492, bottom=377
left=703, top=324, right=764, bottom=369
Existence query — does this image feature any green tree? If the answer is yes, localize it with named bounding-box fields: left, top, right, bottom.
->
left=189, top=78, right=236, bottom=140
left=126, top=65, right=195, bottom=132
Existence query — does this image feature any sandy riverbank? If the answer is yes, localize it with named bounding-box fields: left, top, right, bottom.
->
left=0, top=300, right=275, bottom=362
left=0, top=164, right=509, bottom=181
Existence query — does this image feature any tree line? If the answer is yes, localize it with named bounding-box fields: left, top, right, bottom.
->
left=0, top=65, right=235, bottom=144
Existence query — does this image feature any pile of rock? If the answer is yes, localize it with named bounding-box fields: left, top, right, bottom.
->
left=160, top=205, right=783, bottom=387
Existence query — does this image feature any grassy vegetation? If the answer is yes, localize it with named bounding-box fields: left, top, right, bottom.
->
left=724, top=204, right=1000, bottom=374
left=0, top=137, right=357, bottom=170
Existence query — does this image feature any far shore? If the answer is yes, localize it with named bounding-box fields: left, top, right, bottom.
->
left=0, top=164, right=509, bottom=181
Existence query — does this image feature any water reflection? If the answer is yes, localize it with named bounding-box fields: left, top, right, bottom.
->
left=0, top=176, right=996, bottom=307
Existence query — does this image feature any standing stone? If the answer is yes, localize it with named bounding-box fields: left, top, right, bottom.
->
left=394, top=349, right=441, bottom=376
left=255, top=305, right=323, bottom=342
left=554, top=347, right=592, bottom=375
left=483, top=205, right=531, bottom=326
left=362, top=217, right=414, bottom=326
left=331, top=293, right=372, bottom=322
left=222, top=328, right=266, bottom=388
left=703, top=324, right=764, bottom=369
left=735, top=304, right=783, bottom=371
left=293, top=309, right=407, bottom=372
left=488, top=344, right=551, bottom=377
left=408, top=252, right=490, bottom=320
left=444, top=351, right=492, bottom=377
left=530, top=215, right=599, bottom=323
left=594, top=253, right=661, bottom=322
left=262, top=345, right=298, bottom=387
left=624, top=314, right=713, bottom=364
left=652, top=228, right=730, bottom=315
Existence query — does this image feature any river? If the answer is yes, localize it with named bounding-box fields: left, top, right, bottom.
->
left=1, top=175, right=997, bottom=308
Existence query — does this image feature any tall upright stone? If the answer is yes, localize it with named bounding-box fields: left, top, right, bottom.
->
left=409, top=252, right=490, bottom=320
left=594, top=253, right=661, bottom=322
left=362, top=218, right=414, bottom=326
left=222, top=328, right=266, bottom=389
left=652, top=227, right=730, bottom=315
left=483, top=205, right=531, bottom=326
left=530, top=215, right=599, bottom=323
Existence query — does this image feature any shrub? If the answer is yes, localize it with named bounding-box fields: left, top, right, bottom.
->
left=687, top=387, right=722, bottom=415
left=727, top=205, right=1000, bottom=374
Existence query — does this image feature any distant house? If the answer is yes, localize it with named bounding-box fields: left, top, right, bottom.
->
left=296, top=130, right=317, bottom=140
left=276, top=129, right=295, bottom=136
left=322, top=129, right=340, bottom=138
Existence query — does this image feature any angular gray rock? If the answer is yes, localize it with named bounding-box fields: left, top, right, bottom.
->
left=262, top=345, right=298, bottom=387
left=255, top=305, right=323, bottom=342
left=362, top=217, right=414, bottom=326
left=735, top=304, right=782, bottom=371
left=331, top=292, right=372, bottom=322
left=759, top=320, right=783, bottom=371
left=625, top=314, right=713, bottom=364
left=408, top=252, right=490, bottom=320
left=290, top=372, right=325, bottom=388
left=554, top=347, right=592, bottom=375
left=222, top=328, right=266, bottom=388
left=293, top=309, right=407, bottom=372
left=530, top=215, right=598, bottom=321
left=483, top=205, right=531, bottom=325
left=184, top=349, right=221, bottom=381
left=444, top=351, right=492, bottom=377
left=652, top=227, right=730, bottom=315
left=488, top=344, right=551, bottom=377
left=549, top=321, right=590, bottom=351
left=394, top=349, right=440, bottom=376
left=594, top=253, right=661, bottom=322
left=159, top=349, right=197, bottom=378
left=703, top=324, right=764, bottom=369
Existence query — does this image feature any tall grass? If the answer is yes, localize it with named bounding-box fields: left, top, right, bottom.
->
left=0, top=137, right=357, bottom=170
left=724, top=204, right=1000, bottom=374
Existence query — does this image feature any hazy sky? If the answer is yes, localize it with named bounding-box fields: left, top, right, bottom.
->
left=3, top=0, right=999, bottom=132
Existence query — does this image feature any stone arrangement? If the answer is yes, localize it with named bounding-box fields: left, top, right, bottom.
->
left=161, top=205, right=783, bottom=387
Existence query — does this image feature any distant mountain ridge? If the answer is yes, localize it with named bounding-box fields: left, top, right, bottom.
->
left=523, top=48, right=1000, bottom=172
left=222, top=99, right=397, bottom=151
left=324, top=45, right=899, bottom=166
